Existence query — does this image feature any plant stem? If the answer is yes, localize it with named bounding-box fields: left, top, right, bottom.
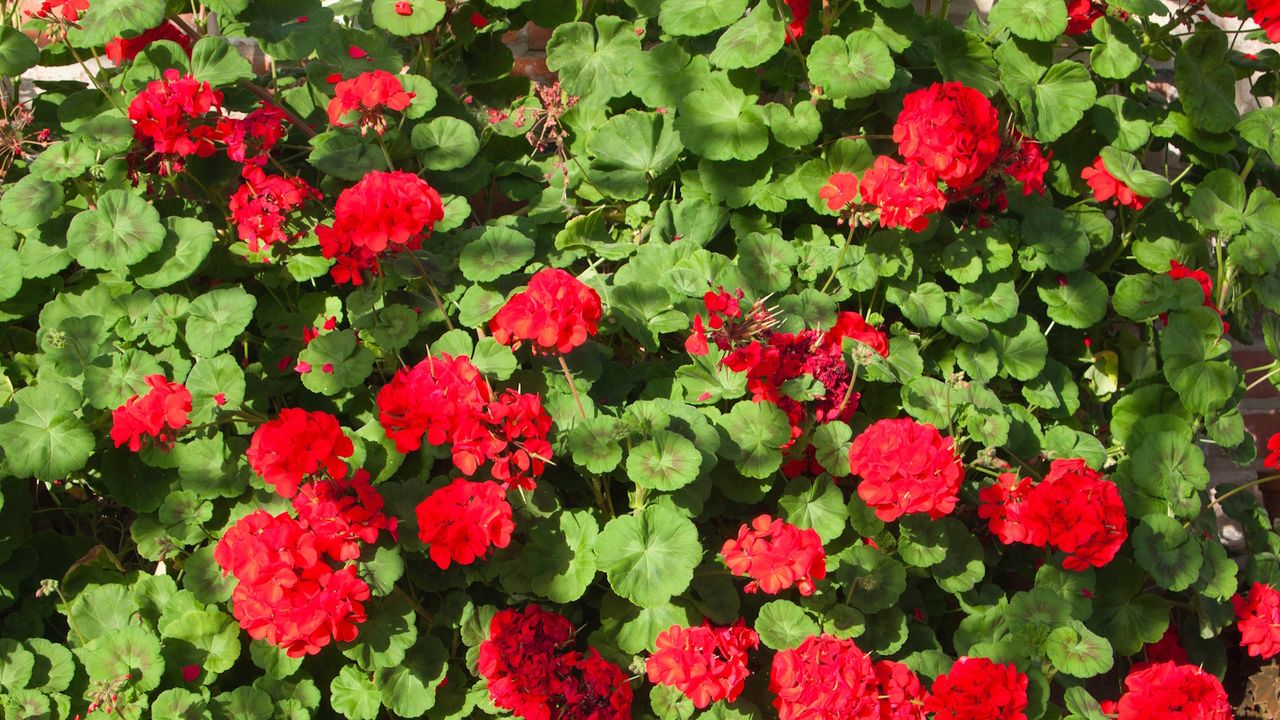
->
left=1245, top=365, right=1280, bottom=392
left=821, top=222, right=858, bottom=294
left=392, top=585, right=433, bottom=625
left=558, top=355, right=588, bottom=421
left=408, top=253, right=456, bottom=331
left=1184, top=473, right=1280, bottom=528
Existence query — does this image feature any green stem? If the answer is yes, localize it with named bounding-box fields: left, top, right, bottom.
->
left=1245, top=365, right=1280, bottom=393
left=1184, top=473, right=1280, bottom=528
left=408, top=253, right=456, bottom=331
left=392, top=585, right=433, bottom=625
left=820, top=222, right=858, bottom=294
left=558, top=355, right=588, bottom=421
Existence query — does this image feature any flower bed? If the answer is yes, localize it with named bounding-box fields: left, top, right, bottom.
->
left=2, top=0, right=1280, bottom=718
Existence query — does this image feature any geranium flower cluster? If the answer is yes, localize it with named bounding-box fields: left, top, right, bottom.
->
left=230, top=167, right=321, bottom=255
left=246, top=408, right=354, bottom=498
left=1248, top=0, right=1280, bottom=43
left=978, top=458, right=1128, bottom=571
left=847, top=418, right=964, bottom=522
left=769, top=635, right=928, bottom=720
left=292, top=469, right=399, bottom=562
left=110, top=374, right=192, bottom=452
left=220, top=105, right=290, bottom=168
left=490, top=268, right=603, bottom=355
left=922, top=657, right=1029, bottom=720
left=478, top=605, right=632, bottom=720
left=327, top=70, right=415, bottom=136
left=820, top=82, right=1051, bottom=230
left=722, top=515, right=826, bottom=596
left=1103, top=661, right=1232, bottom=720
left=128, top=69, right=225, bottom=176
left=1233, top=581, right=1280, bottom=659
left=105, top=22, right=192, bottom=64
left=414, top=477, right=514, bottom=569
left=377, top=353, right=552, bottom=489
left=315, top=170, right=445, bottom=284
left=24, top=0, right=88, bottom=24
left=646, top=620, right=760, bottom=708
left=1081, top=155, right=1148, bottom=209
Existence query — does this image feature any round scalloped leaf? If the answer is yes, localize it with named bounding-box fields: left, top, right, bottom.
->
left=298, top=330, right=375, bottom=395
left=160, top=609, right=241, bottom=676
left=1046, top=622, right=1114, bottom=678
left=675, top=74, right=769, bottom=162
left=66, top=190, right=165, bottom=271
left=1037, top=271, right=1108, bottom=329
left=189, top=36, right=255, bottom=86
left=1132, top=514, right=1204, bottom=592
left=834, top=544, right=907, bottom=614
left=659, top=0, right=748, bottom=36
left=76, top=625, right=164, bottom=692
left=627, top=431, right=701, bottom=491
left=66, top=0, right=165, bottom=47
left=569, top=415, right=623, bottom=473
left=1090, top=17, right=1142, bottom=80
left=0, top=381, right=94, bottom=482
left=588, top=111, right=684, bottom=201
left=214, top=686, right=274, bottom=720
left=371, top=0, right=446, bottom=36
left=811, top=421, right=853, bottom=477
left=717, top=400, right=791, bottom=479
left=0, top=639, right=34, bottom=692
left=0, top=26, right=39, bottom=76
left=185, top=354, right=246, bottom=424
left=30, top=141, right=94, bottom=183
left=412, top=116, right=479, bottom=171
left=25, top=638, right=75, bottom=694
left=595, top=504, right=702, bottom=607
left=525, top=509, right=600, bottom=603
left=709, top=3, right=785, bottom=69
left=546, top=16, right=644, bottom=102
left=151, top=688, right=212, bottom=720
left=331, top=664, right=381, bottom=720
left=249, top=640, right=303, bottom=681
left=183, top=545, right=235, bottom=605
left=755, top=600, right=820, bottom=650
left=989, top=0, right=1067, bottom=41
left=0, top=175, right=63, bottom=230
left=458, top=226, right=535, bottom=282
left=185, top=286, right=257, bottom=357
left=778, top=476, right=849, bottom=543
left=806, top=32, right=894, bottom=102
left=1099, top=147, right=1172, bottom=200
left=340, top=594, right=417, bottom=671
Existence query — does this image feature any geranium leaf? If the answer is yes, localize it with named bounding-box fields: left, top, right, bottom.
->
left=675, top=73, right=770, bottom=161
left=717, top=400, right=791, bottom=479
left=298, top=330, right=375, bottom=395
left=627, top=431, right=701, bottom=491
left=375, top=638, right=447, bottom=717
left=806, top=32, right=894, bottom=102
left=709, top=3, right=785, bottom=69
left=75, top=625, right=164, bottom=692
left=588, top=111, right=684, bottom=201
left=412, top=116, right=479, bottom=171
left=524, top=510, right=600, bottom=603
left=659, top=0, right=748, bottom=36
left=595, top=504, right=702, bottom=607
left=1037, top=271, right=1108, bottom=328
left=0, top=382, right=93, bottom=482
left=0, top=26, right=39, bottom=76
left=989, top=0, right=1067, bottom=41
left=546, top=16, right=643, bottom=102
left=133, top=217, right=214, bottom=290
left=569, top=415, right=623, bottom=473
left=1089, top=17, right=1142, bottom=80
left=189, top=37, right=255, bottom=86
left=1175, top=30, right=1238, bottom=133
left=1132, top=514, right=1204, bottom=592
left=185, top=287, right=257, bottom=357
left=66, top=0, right=166, bottom=48
left=371, top=0, right=446, bottom=36
left=66, top=190, right=165, bottom=271
left=755, top=600, right=820, bottom=650
left=833, top=544, right=907, bottom=613
left=458, top=226, right=535, bottom=282
left=779, top=476, right=849, bottom=543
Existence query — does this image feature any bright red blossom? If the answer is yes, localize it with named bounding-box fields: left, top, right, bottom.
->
left=1266, top=432, right=1280, bottom=470
left=26, top=0, right=89, bottom=23
left=128, top=69, right=224, bottom=176
left=722, top=515, right=826, bottom=596
left=1249, top=0, right=1280, bottom=42
left=1082, top=155, right=1149, bottom=209
left=874, top=660, right=927, bottom=720
left=1066, top=0, right=1106, bottom=34
left=315, top=170, right=444, bottom=284
left=858, top=156, right=947, bottom=232
left=105, top=22, right=192, bottom=64
left=847, top=418, right=963, bottom=522
left=784, top=0, right=809, bottom=41
left=110, top=375, right=192, bottom=452
left=490, top=268, right=603, bottom=354
left=1112, top=661, right=1231, bottom=720
left=246, top=408, right=354, bottom=498
left=415, top=478, right=514, bottom=569
left=646, top=621, right=760, bottom=708
left=1168, top=260, right=1227, bottom=329
left=1233, top=582, right=1280, bottom=659
left=220, top=105, right=289, bottom=167
left=924, top=657, right=1028, bottom=720
left=769, top=635, right=880, bottom=720
left=1144, top=626, right=1189, bottom=665
left=819, top=172, right=860, bottom=211
left=555, top=649, right=633, bottom=720
left=1005, top=135, right=1051, bottom=196
left=230, top=167, right=320, bottom=254
left=292, top=470, right=397, bottom=562
left=893, top=82, right=1002, bottom=191
left=327, top=70, right=414, bottom=135
left=979, top=459, right=1128, bottom=571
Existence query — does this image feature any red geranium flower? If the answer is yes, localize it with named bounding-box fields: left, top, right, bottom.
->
left=924, top=657, right=1029, bottom=720
left=722, top=515, right=826, bottom=596
left=230, top=167, right=320, bottom=254
left=819, top=171, right=860, bottom=211
left=105, top=22, right=192, bottom=64
left=26, top=0, right=89, bottom=23
left=769, top=635, right=880, bottom=720
left=555, top=649, right=633, bottom=720
left=1144, top=626, right=1189, bottom=665
left=1266, top=432, right=1280, bottom=470
left=478, top=605, right=577, bottom=720
left=847, top=418, right=963, bottom=522
left=315, top=170, right=444, bottom=284
left=893, top=82, right=1002, bottom=191
left=220, top=105, right=289, bottom=167
left=1066, top=0, right=1106, bottom=34
left=1168, top=260, right=1227, bottom=329
left=292, top=469, right=398, bottom=562
left=858, top=156, right=947, bottom=232
left=1081, top=155, right=1148, bottom=209
left=977, top=471, right=1036, bottom=544
left=415, top=478, right=514, bottom=569
left=874, top=660, right=927, bottom=720
left=646, top=620, right=760, bottom=708
left=490, top=268, right=603, bottom=355
left=1234, top=582, right=1280, bottom=659
left=326, top=70, right=414, bottom=135
left=246, top=408, right=354, bottom=498
left=1112, top=661, right=1231, bottom=720
left=784, top=0, right=809, bottom=41
left=1005, top=135, right=1051, bottom=196
left=128, top=69, right=224, bottom=176
left=1249, top=0, right=1280, bottom=41
left=377, top=352, right=490, bottom=454
left=110, top=375, right=192, bottom=452
left=824, top=311, right=890, bottom=358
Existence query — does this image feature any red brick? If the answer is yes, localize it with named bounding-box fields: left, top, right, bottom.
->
left=527, top=24, right=552, bottom=51
left=512, top=56, right=555, bottom=84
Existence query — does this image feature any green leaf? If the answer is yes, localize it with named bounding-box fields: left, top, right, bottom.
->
left=659, top=0, right=748, bottom=36
left=588, top=111, right=683, bottom=201
left=1089, top=17, right=1142, bottom=79
left=765, top=102, right=822, bottom=149
left=595, top=504, right=703, bottom=607
left=755, top=600, right=820, bottom=650
left=897, top=516, right=949, bottom=568
left=998, top=45, right=1096, bottom=142
left=25, top=638, right=74, bottom=694
left=628, top=431, right=702, bottom=491
left=160, top=609, right=241, bottom=676
left=546, top=16, right=644, bottom=102
left=185, top=287, right=257, bottom=357
left=1132, top=514, right=1203, bottom=592
left=737, top=233, right=797, bottom=294
left=30, top=140, right=94, bottom=182
left=411, top=116, right=479, bottom=171
left=341, top=595, right=416, bottom=671
left=214, top=687, right=273, bottom=720
left=1161, top=309, right=1238, bottom=414
left=76, top=625, right=165, bottom=692
left=717, top=400, right=791, bottom=479
left=298, top=330, right=375, bottom=396
left=675, top=73, right=769, bottom=161
left=987, top=315, right=1048, bottom=381
left=189, top=36, right=254, bottom=86
left=779, top=476, right=849, bottom=543
left=66, top=0, right=165, bottom=47
left=371, top=0, right=446, bottom=35
left=331, top=665, right=381, bottom=720
left=525, top=510, right=600, bottom=603
left=0, top=26, right=40, bottom=76
left=458, top=226, right=535, bottom=282
left=570, top=416, right=623, bottom=473
left=932, top=521, right=986, bottom=593
left=133, top=217, right=215, bottom=290
left=0, top=639, right=34, bottom=691
left=806, top=32, right=894, bottom=101
left=1046, top=622, right=1114, bottom=678
left=1175, top=30, right=1238, bottom=133
left=0, top=175, right=63, bottom=230
left=887, top=282, right=946, bottom=328
left=1037, top=271, right=1108, bottom=328
left=1019, top=207, right=1090, bottom=272
left=308, top=131, right=388, bottom=181
left=1090, top=562, right=1170, bottom=655
left=0, top=382, right=93, bottom=482
left=710, top=3, right=785, bottom=69
left=811, top=421, right=852, bottom=477
left=1238, top=105, right=1280, bottom=165
left=66, top=190, right=166, bottom=271
left=151, top=689, right=212, bottom=720
left=1099, top=147, right=1171, bottom=199
left=989, top=0, right=1067, bottom=41
left=834, top=544, right=907, bottom=613
left=185, top=355, right=245, bottom=423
